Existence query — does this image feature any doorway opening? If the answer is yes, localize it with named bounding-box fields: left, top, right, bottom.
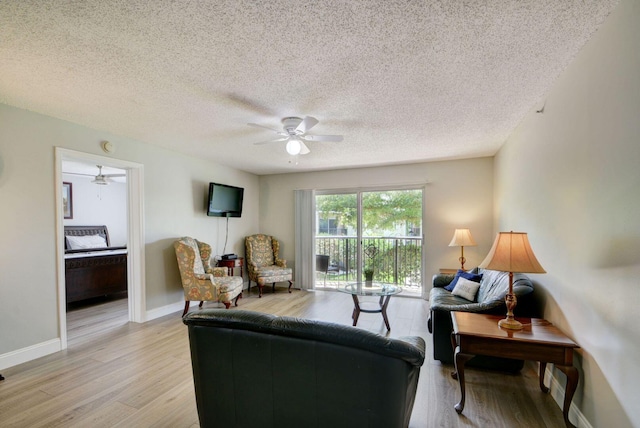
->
left=55, top=148, right=145, bottom=350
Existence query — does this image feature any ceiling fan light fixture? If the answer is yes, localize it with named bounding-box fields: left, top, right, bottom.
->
left=92, top=176, right=109, bottom=185
left=249, top=116, right=343, bottom=157
left=286, top=138, right=302, bottom=155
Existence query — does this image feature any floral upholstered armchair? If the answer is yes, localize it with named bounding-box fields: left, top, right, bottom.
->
left=245, top=234, right=293, bottom=297
left=174, top=237, right=243, bottom=316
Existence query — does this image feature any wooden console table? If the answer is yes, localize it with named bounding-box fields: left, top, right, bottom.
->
left=451, top=312, right=580, bottom=427
left=217, top=257, right=243, bottom=277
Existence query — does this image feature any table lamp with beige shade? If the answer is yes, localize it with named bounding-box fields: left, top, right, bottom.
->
left=479, top=231, right=546, bottom=330
left=448, top=229, right=477, bottom=270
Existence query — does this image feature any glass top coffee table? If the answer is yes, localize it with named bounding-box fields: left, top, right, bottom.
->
left=338, top=282, right=402, bottom=331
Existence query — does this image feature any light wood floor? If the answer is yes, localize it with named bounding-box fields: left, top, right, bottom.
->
left=0, top=288, right=567, bottom=427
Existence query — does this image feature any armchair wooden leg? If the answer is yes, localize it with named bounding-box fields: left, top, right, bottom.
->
left=182, top=301, right=190, bottom=317
left=258, top=284, right=263, bottom=298
left=272, top=282, right=276, bottom=293
left=288, top=280, right=293, bottom=293
left=199, top=301, right=204, bottom=308
left=223, top=301, right=231, bottom=309
left=234, top=292, right=243, bottom=306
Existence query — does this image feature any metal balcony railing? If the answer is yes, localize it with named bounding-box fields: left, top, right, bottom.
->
left=315, top=236, right=422, bottom=292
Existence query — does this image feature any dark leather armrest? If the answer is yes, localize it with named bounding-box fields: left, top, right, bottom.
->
left=432, top=273, right=455, bottom=288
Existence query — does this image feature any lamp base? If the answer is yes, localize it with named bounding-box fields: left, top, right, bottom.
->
left=458, top=256, right=466, bottom=270
left=498, top=316, right=523, bottom=330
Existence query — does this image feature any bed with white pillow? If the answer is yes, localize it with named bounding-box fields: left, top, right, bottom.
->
left=64, top=225, right=127, bottom=304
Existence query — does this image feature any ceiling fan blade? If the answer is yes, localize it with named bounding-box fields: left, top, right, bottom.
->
left=303, top=134, right=343, bottom=142
left=254, top=137, right=289, bottom=145
left=299, top=141, right=311, bottom=155
left=248, top=123, right=286, bottom=135
left=296, top=116, right=319, bottom=134
left=104, top=173, right=126, bottom=178
left=63, top=172, right=94, bottom=177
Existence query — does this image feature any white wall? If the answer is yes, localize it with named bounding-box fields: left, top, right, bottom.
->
left=62, top=174, right=128, bottom=246
left=0, top=104, right=259, bottom=364
left=494, top=0, right=639, bottom=426
left=259, top=158, right=494, bottom=289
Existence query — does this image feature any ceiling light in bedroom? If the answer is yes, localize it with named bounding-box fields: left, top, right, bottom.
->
left=92, top=175, right=109, bottom=185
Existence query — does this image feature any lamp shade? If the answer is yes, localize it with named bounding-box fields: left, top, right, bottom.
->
left=479, top=232, right=546, bottom=273
left=448, top=229, right=477, bottom=247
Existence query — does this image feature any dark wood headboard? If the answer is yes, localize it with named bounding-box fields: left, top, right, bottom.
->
left=64, top=225, right=111, bottom=250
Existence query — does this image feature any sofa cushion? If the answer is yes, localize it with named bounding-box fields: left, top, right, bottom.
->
left=444, top=269, right=483, bottom=291
left=475, top=269, right=532, bottom=304
left=451, top=277, right=481, bottom=301
left=257, top=266, right=292, bottom=277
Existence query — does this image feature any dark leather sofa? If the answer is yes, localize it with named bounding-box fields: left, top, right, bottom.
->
left=428, top=268, right=535, bottom=372
left=183, top=309, right=425, bottom=428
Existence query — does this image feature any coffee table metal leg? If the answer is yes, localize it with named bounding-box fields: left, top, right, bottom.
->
left=351, top=294, right=361, bottom=326
left=380, top=295, right=392, bottom=331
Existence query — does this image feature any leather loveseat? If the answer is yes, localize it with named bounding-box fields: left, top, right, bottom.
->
left=183, top=309, right=425, bottom=428
left=428, top=268, right=535, bottom=372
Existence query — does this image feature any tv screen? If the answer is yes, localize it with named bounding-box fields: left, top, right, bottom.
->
left=207, top=183, right=244, bottom=217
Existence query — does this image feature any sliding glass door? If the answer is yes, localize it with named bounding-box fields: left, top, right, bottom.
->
left=315, top=188, right=424, bottom=296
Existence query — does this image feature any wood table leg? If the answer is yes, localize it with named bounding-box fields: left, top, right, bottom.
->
left=351, top=294, right=361, bottom=326
left=557, top=364, right=579, bottom=428
left=539, top=362, right=550, bottom=393
left=380, top=295, right=392, bottom=331
left=450, top=332, right=458, bottom=379
left=453, top=346, right=474, bottom=414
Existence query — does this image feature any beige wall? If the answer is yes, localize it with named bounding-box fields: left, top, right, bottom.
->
left=494, top=0, right=639, bottom=426
left=0, top=104, right=259, bottom=361
left=259, top=158, right=494, bottom=288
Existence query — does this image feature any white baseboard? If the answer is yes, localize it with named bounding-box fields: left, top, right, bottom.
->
left=144, top=301, right=185, bottom=321
left=143, top=299, right=236, bottom=321
left=0, top=338, right=61, bottom=371
left=0, top=297, right=236, bottom=372
left=545, top=365, right=591, bottom=428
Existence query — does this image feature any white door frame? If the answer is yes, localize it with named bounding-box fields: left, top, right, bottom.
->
left=55, top=148, right=146, bottom=349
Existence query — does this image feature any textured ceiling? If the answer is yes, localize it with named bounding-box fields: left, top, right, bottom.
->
left=0, top=1, right=619, bottom=175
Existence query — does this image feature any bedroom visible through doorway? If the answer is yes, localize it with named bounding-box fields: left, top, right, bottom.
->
left=55, top=148, right=145, bottom=350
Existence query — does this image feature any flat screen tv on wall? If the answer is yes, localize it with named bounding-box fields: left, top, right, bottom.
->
left=207, top=183, right=244, bottom=217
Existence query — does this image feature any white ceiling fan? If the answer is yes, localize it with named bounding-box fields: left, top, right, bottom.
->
left=65, top=165, right=126, bottom=185
left=248, top=116, right=343, bottom=155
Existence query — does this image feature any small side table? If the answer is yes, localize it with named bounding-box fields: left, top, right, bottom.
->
left=451, top=312, right=580, bottom=427
left=217, top=257, right=243, bottom=277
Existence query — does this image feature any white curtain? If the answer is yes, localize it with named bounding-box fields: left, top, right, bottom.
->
left=294, top=189, right=315, bottom=290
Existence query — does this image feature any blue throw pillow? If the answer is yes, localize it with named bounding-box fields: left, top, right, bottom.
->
left=445, top=269, right=483, bottom=292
